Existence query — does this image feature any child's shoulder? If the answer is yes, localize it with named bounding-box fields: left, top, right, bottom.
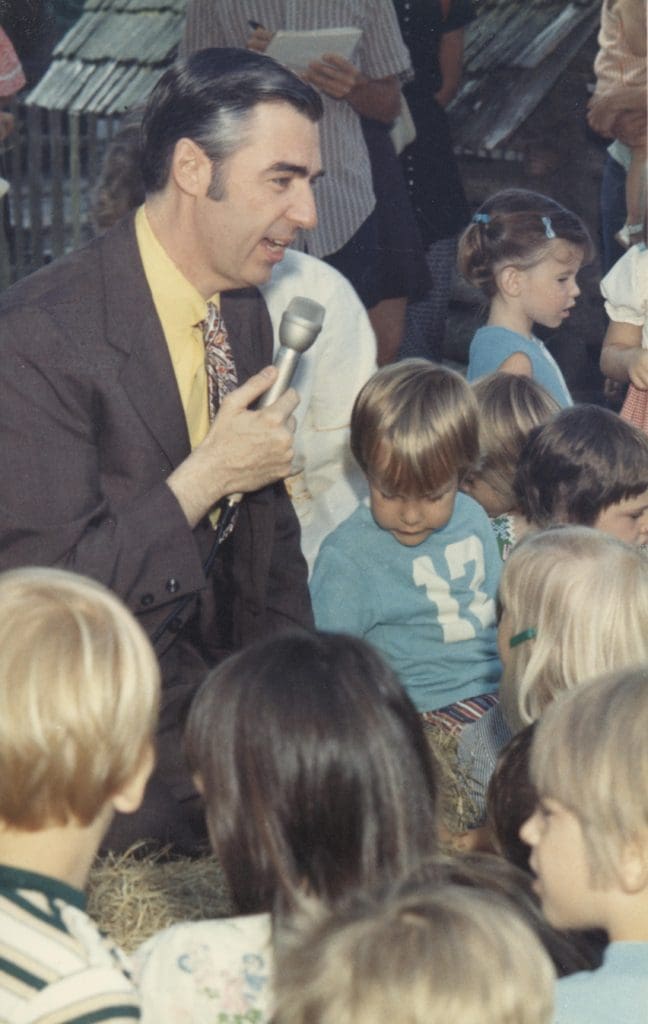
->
left=555, top=942, right=648, bottom=1023
left=133, top=913, right=273, bottom=1022
left=467, top=325, right=531, bottom=379
left=451, top=491, right=496, bottom=532
left=134, top=912, right=273, bottom=965
left=318, top=501, right=377, bottom=552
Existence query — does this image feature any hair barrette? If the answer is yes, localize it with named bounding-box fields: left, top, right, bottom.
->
left=509, top=627, right=537, bottom=649
left=472, top=212, right=490, bottom=224
left=541, top=216, right=556, bottom=240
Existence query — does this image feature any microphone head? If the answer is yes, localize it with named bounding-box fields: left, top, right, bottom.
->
left=279, top=296, right=325, bottom=353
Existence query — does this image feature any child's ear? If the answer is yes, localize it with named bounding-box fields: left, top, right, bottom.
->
left=111, top=742, right=156, bottom=815
left=497, top=264, right=522, bottom=298
left=618, top=832, right=648, bottom=893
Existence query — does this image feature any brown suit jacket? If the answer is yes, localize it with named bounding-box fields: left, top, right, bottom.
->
left=0, top=215, right=313, bottom=676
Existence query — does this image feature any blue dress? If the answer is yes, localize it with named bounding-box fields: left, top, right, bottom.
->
left=467, top=325, right=572, bottom=407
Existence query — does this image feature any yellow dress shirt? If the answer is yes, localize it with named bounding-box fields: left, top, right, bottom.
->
left=135, top=205, right=219, bottom=450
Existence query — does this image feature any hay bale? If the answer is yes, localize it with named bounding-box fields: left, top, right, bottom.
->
left=422, top=721, right=480, bottom=836
left=87, top=846, right=234, bottom=952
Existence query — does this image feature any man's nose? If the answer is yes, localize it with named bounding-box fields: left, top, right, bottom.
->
left=290, top=183, right=317, bottom=231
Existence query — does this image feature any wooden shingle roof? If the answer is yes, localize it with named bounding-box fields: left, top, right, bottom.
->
left=448, top=0, right=601, bottom=156
left=28, top=0, right=602, bottom=146
left=27, top=0, right=186, bottom=114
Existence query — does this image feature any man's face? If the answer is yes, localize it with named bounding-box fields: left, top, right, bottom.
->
left=191, top=102, right=321, bottom=295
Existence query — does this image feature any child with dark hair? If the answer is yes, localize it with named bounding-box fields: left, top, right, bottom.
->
left=310, top=359, right=501, bottom=714
left=486, top=723, right=538, bottom=873
left=514, top=405, right=648, bottom=543
left=134, top=630, right=440, bottom=1024
left=458, top=189, right=593, bottom=406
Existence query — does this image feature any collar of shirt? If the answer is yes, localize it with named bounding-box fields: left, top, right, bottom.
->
left=135, top=204, right=219, bottom=448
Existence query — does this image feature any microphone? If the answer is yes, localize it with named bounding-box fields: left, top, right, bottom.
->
left=257, top=296, right=325, bottom=407
left=224, top=296, right=325, bottom=510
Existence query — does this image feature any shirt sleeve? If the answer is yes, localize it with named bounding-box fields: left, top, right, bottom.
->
left=310, top=535, right=380, bottom=636
left=466, top=329, right=525, bottom=381
left=601, top=246, right=648, bottom=326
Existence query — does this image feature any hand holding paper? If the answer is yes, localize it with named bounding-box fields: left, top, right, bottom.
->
left=304, top=53, right=361, bottom=100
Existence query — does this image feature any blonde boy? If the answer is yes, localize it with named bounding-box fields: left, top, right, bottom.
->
left=272, top=884, right=555, bottom=1024
left=521, top=667, right=648, bottom=1023
left=0, top=567, right=160, bottom=1022
left=310, top=359, right=501, bottom=711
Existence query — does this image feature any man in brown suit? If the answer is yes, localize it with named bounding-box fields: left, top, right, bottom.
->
left=0, top=49, right=323, bottom=852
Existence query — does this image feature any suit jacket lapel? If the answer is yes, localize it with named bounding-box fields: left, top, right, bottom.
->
left=100, top=216, right=191, bottom=468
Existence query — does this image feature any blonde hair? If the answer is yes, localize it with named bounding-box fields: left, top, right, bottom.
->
left=0, top=567, right=160, bottom=829
left=351, top=359, right=478, bottom=495
left=458, top=188, right=592, bottom=299
left=470, top=373, right=560, bottom=511
left=499, top=526, right=648, bottom=731
left=273, top=884, right=555, bottom=1024
left=531, top=666, right=648, bottom=885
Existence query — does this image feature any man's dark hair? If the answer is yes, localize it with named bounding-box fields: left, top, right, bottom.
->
left=141, top=47, right=323, bottom=196
left=514, top=404, right=648, bottom=527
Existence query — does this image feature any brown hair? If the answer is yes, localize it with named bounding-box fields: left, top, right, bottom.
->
left=514, top=405, right=648, bottom=526
left=468, top=373, right=560, bottom=512
left=185, top=630, right=440, bottom=917
left=458, top=189, right=593, bottom=299
left=351, top=359, right=478, bottom=495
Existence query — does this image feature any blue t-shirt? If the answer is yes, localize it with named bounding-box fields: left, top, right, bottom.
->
left=554, top=942, right=648, bottom=1023
left=467, top=325, right=572, bottom=407
left=310, top=492, right=501, bottom=711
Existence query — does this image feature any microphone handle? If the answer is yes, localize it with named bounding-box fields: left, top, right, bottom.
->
left=257, top=347, right=300, bottom=408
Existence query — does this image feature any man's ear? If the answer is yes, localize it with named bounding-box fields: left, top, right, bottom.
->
left=170, top=137, right=213, bottom=198
left=618, top=832, right=648, bottom=893
left=497, top=264, right=523, bottom=298
left=112, top=742, right=156, bottom=815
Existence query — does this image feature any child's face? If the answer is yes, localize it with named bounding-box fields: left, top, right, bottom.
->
left=520, top=797, right=597, bottom=930
left=594, top=490, right=648, bottom=546
left=461, top=473, right=509, bottom=517
left=368, top=475, right=458, bottom=547
left=517, top=240, right=583, bottom=331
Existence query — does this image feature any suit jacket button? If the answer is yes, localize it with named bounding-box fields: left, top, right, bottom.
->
left=140, top=593, right=154, bottom=606
left=166, top=578, right=180, bottom=594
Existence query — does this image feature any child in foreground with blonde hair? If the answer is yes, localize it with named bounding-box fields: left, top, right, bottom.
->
left=458, top=526, right=648, bottom=822
left=310, top=359, right=501, bottom=714
left=521, top=665, right=648, bottom=1022
left=272, top=882, right=555, bottom=1024
left=461, top=372, right=559, bottom=557
left=0, top=567, right=160, bottom=1021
